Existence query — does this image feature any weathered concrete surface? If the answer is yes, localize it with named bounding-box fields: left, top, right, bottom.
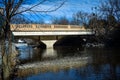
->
left=42, top=40, right=56, bottom=48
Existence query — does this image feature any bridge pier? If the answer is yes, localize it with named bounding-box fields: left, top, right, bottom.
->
left=41, top=40, right=57, bottom=58
left=42, top=40, right=57, bottom=49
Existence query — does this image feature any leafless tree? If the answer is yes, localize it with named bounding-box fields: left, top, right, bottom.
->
left=99, top=0, right=120, bottom=21
left=99, top=0, right=119, bottom=35
left=11, top=15, right=45, bottom=24
left=70, top=11, right=89, bottom=26
left=11, top=16, right=31, bottom=24
left=52, top=16, right=69, bottom=25
left=0, top=0, right=66, bottom=79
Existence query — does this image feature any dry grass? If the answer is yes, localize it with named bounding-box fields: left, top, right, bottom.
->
left=17, top=57, right=90, bottom=77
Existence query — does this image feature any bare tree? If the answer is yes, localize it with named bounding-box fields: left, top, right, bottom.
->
left=11, top=16, right=31, bottom=24
left=0, top=0, right=66, bottom=79
left=99, top=0, right=119, bottom=35
left=99, top=0, right=120, bottom=22
left=89, top=15, right=107, bottom=37
left=52, top=16, right=69, bottom=25
left=70, top=11, right=89, bottom=26
left=52, top=17, right=60, bottom=24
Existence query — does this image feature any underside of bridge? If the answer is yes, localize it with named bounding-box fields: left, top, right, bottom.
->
left=14, top=35, right=65, bottom=48
left=14, top=35, right=64, bottom=40
left=14, top=35, right=87, bottom=49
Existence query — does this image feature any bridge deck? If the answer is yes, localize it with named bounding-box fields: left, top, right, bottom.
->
left=11, top=24, right=86, bottom=31
left=11, top=24, right=94, bottom=36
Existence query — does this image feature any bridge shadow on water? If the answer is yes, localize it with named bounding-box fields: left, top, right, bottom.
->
left=53, top=36, right=84, bottom=57
left=18, top=47, right=84, bottom=64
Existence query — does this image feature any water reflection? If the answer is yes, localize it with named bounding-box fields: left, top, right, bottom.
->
left=17, top=46, right=84, bottom=63
left=16, top=64, right=120, bottom=80
left=16, top=47, right=120, bottom=80
left=55, top=46, right=84, bottom=58
left=18, top=46, right=44, bottom=64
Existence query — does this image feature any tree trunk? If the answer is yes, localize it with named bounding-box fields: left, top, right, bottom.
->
left=1, top=23, right=13, bottom=80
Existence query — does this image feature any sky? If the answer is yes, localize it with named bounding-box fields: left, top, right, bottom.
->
left=21, top=0, right=103, bottom=23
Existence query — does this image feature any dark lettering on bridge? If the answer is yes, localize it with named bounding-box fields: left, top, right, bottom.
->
left=36, top=24, right=51, bottom=28
left=16, top=24, right=32, bottom=28
left=54, top=25, right=68, bottom=28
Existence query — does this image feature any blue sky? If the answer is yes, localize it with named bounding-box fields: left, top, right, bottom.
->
left=22, top=0, right=103, bottom=23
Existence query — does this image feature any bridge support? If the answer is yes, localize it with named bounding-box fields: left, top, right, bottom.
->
left=41, top=40, right=57, bottom=58
left=42, top=40, right=57, bottom=49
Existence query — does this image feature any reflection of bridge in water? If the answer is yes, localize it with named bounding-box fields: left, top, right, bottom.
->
left=11, top=24, right=94, bottom=48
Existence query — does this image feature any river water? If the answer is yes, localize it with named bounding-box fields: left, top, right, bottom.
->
left=15, top=46, right=120, bottom=80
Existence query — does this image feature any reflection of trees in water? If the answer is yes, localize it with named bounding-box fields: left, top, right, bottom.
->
left=31, top=48, right=45, bottom=61
left=85, top=48, right=120, bottom=64
left=54, top=36, right=84, bottom=58
left=17, top=48, right=120, bottom=80
left=54, top=46, right=84, bottom=58
left=19, top=46, right=84, bottom=64
left=19, top=47, right=45, bottom=64
left=72, top=64, right=119, bottom=80
left=74, top=48, right=120, bottom=80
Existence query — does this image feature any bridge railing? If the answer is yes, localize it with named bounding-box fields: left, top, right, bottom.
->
left=11, top=24, right=88, bottom=31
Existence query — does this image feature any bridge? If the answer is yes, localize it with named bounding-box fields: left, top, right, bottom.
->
left=11, top=24, right=94, bottom=48
left=11, top=24, right=93, bottom=36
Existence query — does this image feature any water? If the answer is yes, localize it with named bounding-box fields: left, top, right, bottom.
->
left=15, top=46, right=120, bottom=80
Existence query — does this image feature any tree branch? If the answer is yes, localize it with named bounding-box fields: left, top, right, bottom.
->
left=12, top=0, right=66, bottom=16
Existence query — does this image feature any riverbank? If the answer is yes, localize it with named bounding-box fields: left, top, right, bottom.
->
left=17, top=56, right=91, bottom=77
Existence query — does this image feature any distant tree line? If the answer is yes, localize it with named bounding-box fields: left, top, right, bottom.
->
left=51, top=0, right=120, bottom=44
left=51, top=11, right=89, bottom=26
left=46, top=0, right=120, bottom=46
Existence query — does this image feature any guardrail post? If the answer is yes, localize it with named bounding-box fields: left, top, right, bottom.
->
left=32, top=24, right=36, bottom=31
left=68, top=25, right=71, bottom=29
left=51, top=25, right=54, bottom=29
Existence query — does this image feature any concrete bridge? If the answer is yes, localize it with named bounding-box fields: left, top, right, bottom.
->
left=11, top=24, right=94, bottom=48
